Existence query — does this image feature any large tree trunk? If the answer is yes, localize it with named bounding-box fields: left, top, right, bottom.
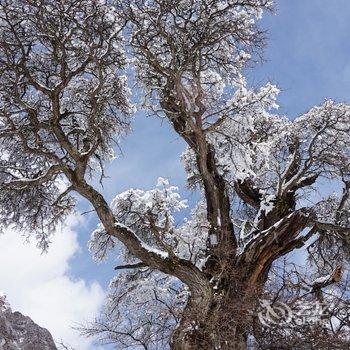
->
left=171, top=299, right=251, bottom=350
left=171, top=273, right=259, bottom=350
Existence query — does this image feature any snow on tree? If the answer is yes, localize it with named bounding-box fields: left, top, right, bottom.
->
left=1, top=1, right=350, bottom=349
left=0, top=0, right=132, bottom=249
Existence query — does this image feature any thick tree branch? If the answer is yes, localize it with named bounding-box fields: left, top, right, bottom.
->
left=114, top=262, right=148, bottom=270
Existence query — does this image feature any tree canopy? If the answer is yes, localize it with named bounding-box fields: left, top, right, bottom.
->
left=0, top=1, right=349, bottom=349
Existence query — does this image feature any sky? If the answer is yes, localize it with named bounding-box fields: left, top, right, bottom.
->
left=1, top=1, right=350, bottom=349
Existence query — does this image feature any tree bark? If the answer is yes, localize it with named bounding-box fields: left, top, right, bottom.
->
left=171, top=296, right=252, bottom=350
left=171, top=270, right=260, bottom=350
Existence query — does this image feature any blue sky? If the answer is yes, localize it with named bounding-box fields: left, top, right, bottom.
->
left=70, top=0, right=350, bottom=288
left=1, top=1, right=350, bottom=349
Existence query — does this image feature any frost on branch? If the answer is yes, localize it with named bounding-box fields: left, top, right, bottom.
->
left=181, top=96, right=350, bottom=255
left=182, top=80, right=283, bottom=186
left=307, top=192, right=350, bottom=268
left=82, top=268, right=188, bottom=350
left=89, top=178, right=187, bottom=262
left=171, top=201, right=209, bottom=267
left=88, top=180, right=213, bottom=349
left=90, top=177, right=209, bottom=268
left=0, top=0, right=132, bottom=248
left=122, top=0, right=273, bottom=117
left=87, top=180, right=211, bottom=348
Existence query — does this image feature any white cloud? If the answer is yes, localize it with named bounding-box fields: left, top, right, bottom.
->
left=0, top=215, right=105, bottom=350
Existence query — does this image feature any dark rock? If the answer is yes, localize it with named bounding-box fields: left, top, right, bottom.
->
left=0, top=293, right=57, bottom=350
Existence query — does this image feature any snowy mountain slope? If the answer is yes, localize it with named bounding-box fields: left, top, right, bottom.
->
left=0, top=293, right=57, bottom=350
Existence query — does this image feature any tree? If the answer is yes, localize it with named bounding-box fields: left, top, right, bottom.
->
left=0, top=0, right=350, bottom=349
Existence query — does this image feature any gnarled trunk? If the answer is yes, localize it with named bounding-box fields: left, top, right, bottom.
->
left=171, top=272, right=260, bottom=350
